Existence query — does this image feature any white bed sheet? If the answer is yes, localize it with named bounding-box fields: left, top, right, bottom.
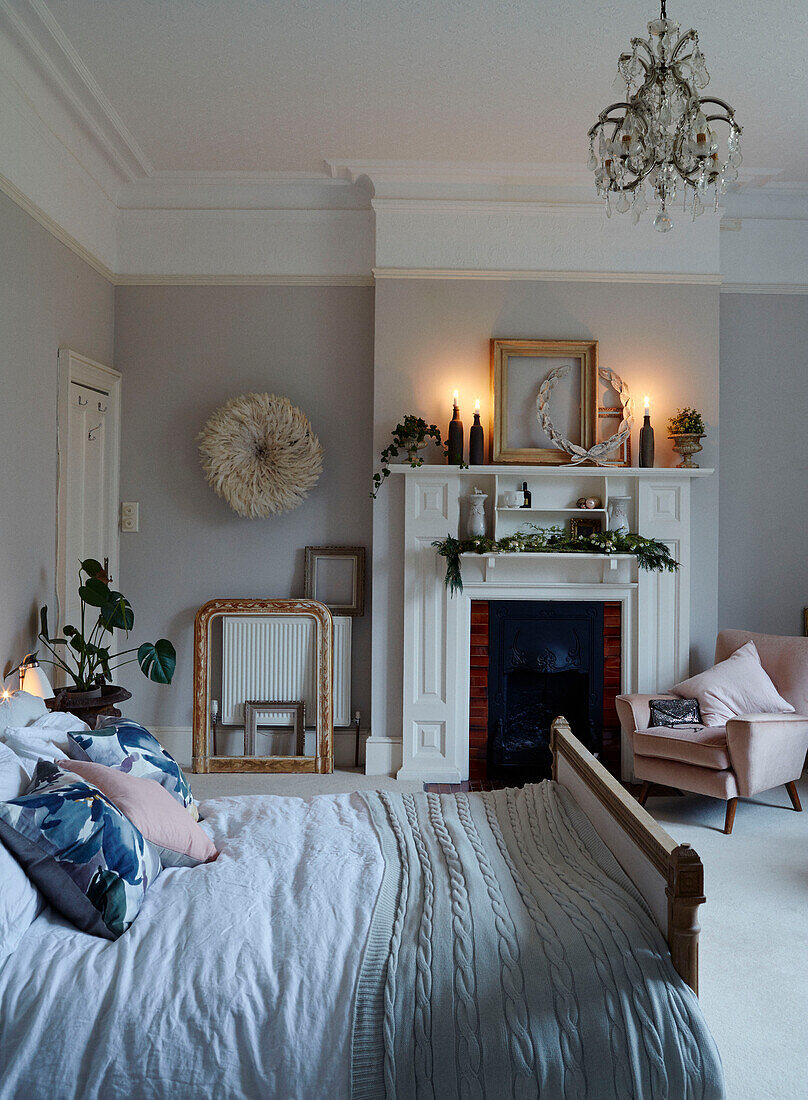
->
left=0, top=792, right=383, bottom=1100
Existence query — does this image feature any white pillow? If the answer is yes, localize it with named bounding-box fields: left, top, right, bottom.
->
left=0, top=690, right=47, bottom=735
left=1, top=713, right=90, bottom=778
left=671, top=640, right=795, bottom=726
left=0, top=743, right=28, bottom=800
left=0, top=840, right=43, bottom=962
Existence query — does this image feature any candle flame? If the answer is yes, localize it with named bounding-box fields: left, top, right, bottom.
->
left=475, top=398, right=480, bottom=412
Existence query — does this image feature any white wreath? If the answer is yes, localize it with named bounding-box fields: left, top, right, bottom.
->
left=198, top=393, right=324, bottom=518
left=537, top=367, right=633, bottom=466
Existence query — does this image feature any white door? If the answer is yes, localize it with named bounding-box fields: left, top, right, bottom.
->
left=56, top=350, right=121, bottom=644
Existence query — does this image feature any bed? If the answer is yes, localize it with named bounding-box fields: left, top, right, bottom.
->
left=0, top=717, right=723, bottom=1099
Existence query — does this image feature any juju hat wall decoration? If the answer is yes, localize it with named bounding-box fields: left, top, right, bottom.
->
left=198, top=393, right=324, bottom=518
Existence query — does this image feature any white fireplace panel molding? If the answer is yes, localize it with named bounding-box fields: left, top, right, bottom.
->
left=390, top=466, right=710, bottom=783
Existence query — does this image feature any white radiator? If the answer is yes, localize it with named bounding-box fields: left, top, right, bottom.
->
left=222, top=615, right=351, bottom=728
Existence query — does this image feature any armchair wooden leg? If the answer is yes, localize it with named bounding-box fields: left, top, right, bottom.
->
left=723, top=797, right=738, bottom=835
left=786, top=781, right=802, bottom=812
left=637, top=780, right=651, bottom=807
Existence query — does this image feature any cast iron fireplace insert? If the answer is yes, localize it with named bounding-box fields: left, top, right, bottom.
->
left=487, top=600, right=604, bottom=782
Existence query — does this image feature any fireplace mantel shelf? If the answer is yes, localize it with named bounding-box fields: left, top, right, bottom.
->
left=390, top=465, right=713, bottom=477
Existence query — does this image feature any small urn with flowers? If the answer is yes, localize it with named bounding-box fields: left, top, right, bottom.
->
left=667, top=407, right=706, bottom=468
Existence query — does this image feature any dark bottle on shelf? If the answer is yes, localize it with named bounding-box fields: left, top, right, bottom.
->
left=521, top=481, right=532, bottom=508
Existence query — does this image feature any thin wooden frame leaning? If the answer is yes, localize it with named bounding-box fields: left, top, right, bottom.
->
left=491, top=339, right=598, bottom=464
left=304, top=546, right=366, bottom=616
left=192, top=598, right=333, bottom=774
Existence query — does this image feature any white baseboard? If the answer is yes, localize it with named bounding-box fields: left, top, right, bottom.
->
left=363, top=735, right=403, bottom=777
left=152, top=726, right=372, bottom=771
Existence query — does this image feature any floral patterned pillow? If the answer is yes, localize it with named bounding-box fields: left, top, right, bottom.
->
left=0, top=761, right=161, bottom=940
left=68, top=719, right=198, bottom=819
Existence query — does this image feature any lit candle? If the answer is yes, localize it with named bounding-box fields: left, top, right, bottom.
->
left=474, top=398, right=480, bottom=413
left=453, top=389, right=459, bottom=412
left=644, top=395, right=651, bottom=417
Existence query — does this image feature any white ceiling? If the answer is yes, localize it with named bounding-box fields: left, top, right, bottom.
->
left=43, top=0, right=808, bottom=185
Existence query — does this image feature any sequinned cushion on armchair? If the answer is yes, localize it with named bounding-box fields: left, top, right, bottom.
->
left=0, top=761, right=161, bottom=939
left=68, top=719, right=198, bottom=819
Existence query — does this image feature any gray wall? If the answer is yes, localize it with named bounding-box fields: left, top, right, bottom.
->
left=719, top=293, right=808, bottom=637
left=114, top=284, right=374, bottom=728
left=0, top=192, right=114, bottom=682
left=371, top=277, right=720, bottom=740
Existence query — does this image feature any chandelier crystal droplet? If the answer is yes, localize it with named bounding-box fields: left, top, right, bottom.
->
left=588, top=0, right=742, bottom=232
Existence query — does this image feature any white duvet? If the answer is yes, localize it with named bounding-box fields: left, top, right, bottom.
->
left=0, top=793, right=384, bottom=1100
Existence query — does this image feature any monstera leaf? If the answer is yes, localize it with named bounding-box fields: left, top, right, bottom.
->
left=78, top=576, right=111, bottom=608
left=137, top=640, right=176, bottom=684
left=99, top=591, right=134, bottom=632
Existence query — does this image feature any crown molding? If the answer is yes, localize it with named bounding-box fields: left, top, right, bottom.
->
left=0, top=0, right=151, bottom=183
left=114, top=273, right=374, bottom=287
left=373, top=267, right=722, bottom=285
left=117, top=171, right=369, bottom=211
left=0, top=170, right=114, bottom=280
left=720, top=282, right=808, bottom=295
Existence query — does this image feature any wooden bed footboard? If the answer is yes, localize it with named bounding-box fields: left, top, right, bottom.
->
left=550, top=717, right=705, bottom=995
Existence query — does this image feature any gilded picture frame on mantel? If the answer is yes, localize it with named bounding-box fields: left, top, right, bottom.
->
left=491, top=339, right=598, bottom=464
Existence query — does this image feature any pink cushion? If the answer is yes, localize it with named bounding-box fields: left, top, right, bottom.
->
left=59, top=760, right=217, bottom=868
left=633, top=725, right=730, bottom=770
left=671, top=640, right=795, bottom=726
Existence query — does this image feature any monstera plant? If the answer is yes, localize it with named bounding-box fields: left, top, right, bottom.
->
left=26, top=558, right=176, bottom=696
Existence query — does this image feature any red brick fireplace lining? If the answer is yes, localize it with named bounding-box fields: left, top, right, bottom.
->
left=468, top=600, right=622, bottom=780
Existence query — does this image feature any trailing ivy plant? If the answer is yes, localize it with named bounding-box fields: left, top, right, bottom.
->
left=20, top=558, right=176, bottom=692
left=433, top=525, right=678, bottom=594
left=667, top=407, right=706, bottom=435
left=371, top=415, right=453, bottom=498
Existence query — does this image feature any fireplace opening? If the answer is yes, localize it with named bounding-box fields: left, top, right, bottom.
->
left=470, top=600, right=621, bottom=784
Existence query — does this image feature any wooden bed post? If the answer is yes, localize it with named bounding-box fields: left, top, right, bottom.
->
left=666, top=844, right=705, bottom=996
left=550, top=716, right=706, bottom=995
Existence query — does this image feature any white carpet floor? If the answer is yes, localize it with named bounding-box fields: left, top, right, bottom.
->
left=647, top=774, right=808, bottom=1100
left=190, top=766, right=806, bottom=1098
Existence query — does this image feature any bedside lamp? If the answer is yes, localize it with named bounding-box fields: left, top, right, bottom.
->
left=19, top=657, right=53, bottom=700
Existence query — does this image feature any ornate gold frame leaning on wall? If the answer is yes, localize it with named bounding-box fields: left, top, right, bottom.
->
left=192, top=598, right=334, bottom=774
left=491, top=338, right=598, bottom=464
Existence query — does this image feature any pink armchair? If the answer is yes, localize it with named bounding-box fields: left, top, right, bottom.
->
left=616, top=630, right=808, bottom=834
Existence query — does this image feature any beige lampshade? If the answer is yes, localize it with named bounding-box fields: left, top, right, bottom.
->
left=19, top=662, right=53, bottom=699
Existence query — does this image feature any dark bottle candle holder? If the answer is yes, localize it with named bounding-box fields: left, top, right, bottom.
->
left=639, top=415, right=655, bottom=468
left=447, top=407, right=464, bottom=465
left=469, top=410, right=485, bottom=464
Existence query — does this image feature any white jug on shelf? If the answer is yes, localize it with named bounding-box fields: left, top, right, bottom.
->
left=607, top=495, right=632, bottom=536
left=467, top=488, right=488, bottom=538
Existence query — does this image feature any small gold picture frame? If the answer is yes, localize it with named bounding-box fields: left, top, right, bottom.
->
left=570, top=515, right=604, bottom=540
left=491, top=339, right=598, bottom=464
left=244, top=700, right=305, bottom=757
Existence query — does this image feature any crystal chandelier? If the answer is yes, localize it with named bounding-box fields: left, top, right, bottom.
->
left=587, top=0, right=742, bottom=231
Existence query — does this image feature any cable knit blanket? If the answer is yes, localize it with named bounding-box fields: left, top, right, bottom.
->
left=352, top=782, right=724, bottom=1100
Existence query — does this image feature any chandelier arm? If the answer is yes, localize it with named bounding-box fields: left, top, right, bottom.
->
left=670, top=29, right=698, bottom=64
left=630, top=36, right=656, bottom=65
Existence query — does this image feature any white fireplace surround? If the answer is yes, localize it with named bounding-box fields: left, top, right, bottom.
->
left=366, top=465, right=712, bottom=783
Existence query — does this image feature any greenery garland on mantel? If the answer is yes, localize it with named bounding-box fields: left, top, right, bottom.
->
left=433, top=525, right=678, bottom=594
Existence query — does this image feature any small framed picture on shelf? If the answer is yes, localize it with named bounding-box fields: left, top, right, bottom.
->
left=490, top=338, right=598, bottom=465
left=304, top=546, right=365, bottom=616
left=570, top=515, right=603, bottom=540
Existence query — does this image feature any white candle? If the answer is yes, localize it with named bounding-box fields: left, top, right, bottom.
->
left=644, top=395, right=651, bottom=417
